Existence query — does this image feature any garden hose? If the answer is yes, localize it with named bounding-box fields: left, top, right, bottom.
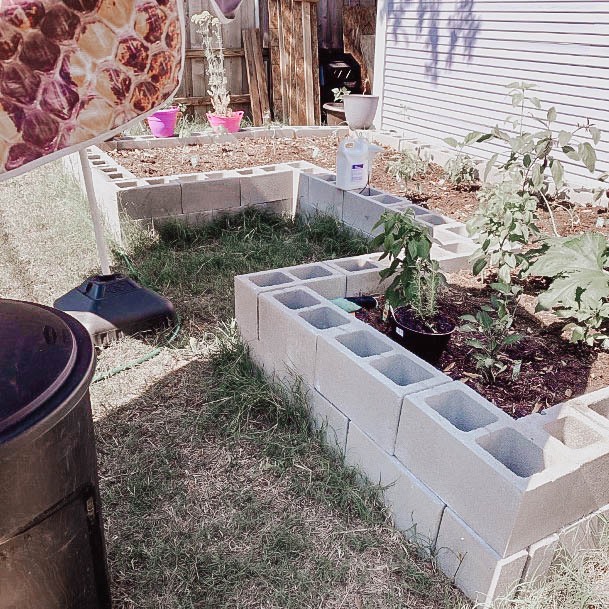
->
left=91, top=251, right=182, bottom=384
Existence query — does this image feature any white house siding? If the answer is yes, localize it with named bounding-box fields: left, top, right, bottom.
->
left=373, top=0, right=609, bottom=189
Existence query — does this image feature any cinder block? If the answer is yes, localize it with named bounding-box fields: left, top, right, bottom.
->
left=325, top=254, right=392, bottom=297
left=294, top=126, right=348, bottom=138
left=234, top=270, right=300, bottom=344
left=238, top=167, right=293, bottom=205
left=306, top=388, right=349, bottom=455
left=184, top=211, right=214, bottom=226
left=181, top=171, right=241, bottom=213
left=521, top=534, right=559, bottom=583
left=307, top=174, right=344, bottom=220
left=519, top=403, right=609, bottom=510
left=395, top=382, right=593, bottom=557
left=435, top=508, right=528, bottom=608
left=342, top=189, right=387, bottom=236
left=345, top=422, right=445, bottom=544
left=282, top=262, right=346, bottom=299
left=557, top=504, right=609, bottom=556
left=259, top=288, right=355, bottom=385
left=258, top=199, right=293, bottom=216
left=430, top=241, right=477, bottom=272
left=315, top=327, right=450, bottom=452
left=563, top=386, right=609, bottom=432
left=117, top=182, right=182, bottom=219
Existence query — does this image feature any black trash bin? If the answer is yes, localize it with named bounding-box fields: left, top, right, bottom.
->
left=0, top=299, right=111, bottom=609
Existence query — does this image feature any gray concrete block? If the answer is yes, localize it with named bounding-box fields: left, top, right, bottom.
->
left=315, top=326, right=450, bottom=452
left=430, top=241, right=477, bottom=273
left=519, top=403, right=609, bottom=511
left=395, top=382, right=592, bottom=557
left=234, top=270, right=301, bottom=344
left=325, top=254, right=392, bottom=297
left=283, top=262, right=346, bottom=299
left=258, top=288, right=355, bottom=385
left=181, top=172, right=241, bottom=213
left=521, top=534, right=559, bottom=584
left=557, top=504, right=609, bottom=557
left=238, top=167, right=293, bottom=206
left=342, top=190, right=388, bottom=236
left=117, top=183, right=182, bottom=219
left=306, top=387, right=349, bottom=455
left=307, top=174, right=344, bottom=220
left=345, top=422, right=445, bottom=545
left=435, top=508, right=528, bottom=607
left=563, top=386, right=609, bottom=433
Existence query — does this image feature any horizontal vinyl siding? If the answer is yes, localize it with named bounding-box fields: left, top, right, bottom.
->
left=380, top=0, right=609, bottom=189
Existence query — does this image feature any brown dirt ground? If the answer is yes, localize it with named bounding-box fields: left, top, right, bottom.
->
left=109, top=137, right=609, bottom=417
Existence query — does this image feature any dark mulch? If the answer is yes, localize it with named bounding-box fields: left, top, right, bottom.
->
left=356, top=285, right=608, bottom=419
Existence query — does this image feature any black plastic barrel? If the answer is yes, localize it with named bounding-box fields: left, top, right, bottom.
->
left=0, top=299, right=111, bottom=609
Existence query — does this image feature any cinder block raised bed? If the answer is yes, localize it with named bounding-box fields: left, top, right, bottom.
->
left=234, top=258, right=609, bottom=607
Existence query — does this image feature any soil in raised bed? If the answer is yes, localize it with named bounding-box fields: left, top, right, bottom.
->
left=108, top=136, right=609, bottom=239
left=356, top=278, right=609, bottom=419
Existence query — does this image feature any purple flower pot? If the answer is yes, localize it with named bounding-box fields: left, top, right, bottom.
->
left=207, top=111, right=244, bottom=133
left=147, top=107, right=180, bottom=138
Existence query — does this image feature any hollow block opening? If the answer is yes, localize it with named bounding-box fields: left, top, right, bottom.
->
left=299, top=307, right=351, bottom=330
left=590, top=398, right=609, bottom=419
left=545, top=416, right=602, bottom=449
left=289, top=265, right=333, bottom=280
left=273, top=289, right=320, bottom=310
left=420, top=214, right=447, bottom=226
left=370, top=354, right=433, bottom=386
left=334, top=259, right=378, bottom=272
left=425, top=389, right=498, bottom=432
left=336, top=330, right=393, bottom=358
left=374, top=194, right=402, bottom=205
left=250, top=271, right=294, bottom=288
left=477, top=428, right=547, bottom=478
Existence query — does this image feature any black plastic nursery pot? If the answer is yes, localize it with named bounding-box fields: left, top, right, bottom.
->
left=389, top=306, right=455, bottom=365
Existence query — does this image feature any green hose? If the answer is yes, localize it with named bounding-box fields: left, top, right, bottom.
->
left=91, top=251, right=182, bottom=384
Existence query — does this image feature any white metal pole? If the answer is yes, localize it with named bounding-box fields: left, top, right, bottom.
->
left=78, top=148, right=111, bottom=276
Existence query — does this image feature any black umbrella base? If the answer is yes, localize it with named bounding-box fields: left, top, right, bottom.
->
left=54, top=274, right=176, bottom=346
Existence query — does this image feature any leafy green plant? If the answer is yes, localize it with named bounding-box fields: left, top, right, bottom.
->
left=527, top=232, right=609, bottom=346
left=460, top=81, right=604, bottom=234
left=371, top=210, right=446, bottom=326
left=468, top=180, right=540, bottom=283
left=386, top=149, right=429, bottom=186
left=331, top=87, right=350, bottom=103
left=443, top=131, right=487, bottom=186
left=461, top=283, right=522, bottom=384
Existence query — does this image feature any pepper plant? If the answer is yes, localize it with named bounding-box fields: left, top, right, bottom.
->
left=371, top=210, right=446, bottom=328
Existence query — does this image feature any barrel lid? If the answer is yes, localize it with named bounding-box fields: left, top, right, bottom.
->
left=0, top=300, right=77, bottom=433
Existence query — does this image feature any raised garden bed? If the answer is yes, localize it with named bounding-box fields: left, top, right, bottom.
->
left=234, top=255, right=609, bottom=607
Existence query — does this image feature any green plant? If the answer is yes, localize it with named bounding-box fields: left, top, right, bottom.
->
left=386, top=149, right=429, bottom=186
left=443, top=132, right=486, bottom=186
left=527, top=232, right=609, bottom=347
left=331, top=87, right=350, bottom=103
left=371, top=210, right=446, bottom=326
left=460, top=81, right=604, bottom=234
left=468, top=180, right=540, bottom=283
left=461, top=283, right=522, bottom=384
left=191, top=11, right=232, bottom=116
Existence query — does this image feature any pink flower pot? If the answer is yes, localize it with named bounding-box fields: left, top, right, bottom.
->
left=207, top=111, right=244, bottom=133
left=147, top=107, right=180, bottom=138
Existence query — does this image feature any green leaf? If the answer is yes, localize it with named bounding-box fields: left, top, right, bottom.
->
left=558, top=131, right=572, bottom=147
left=472, top=257, right=488, bottom=276
left=503, top=333, right=523, bottom=346
left=484, top=154, right=499, bottom=181
left=579, top=142, right=597, bottom=172
left=590, top=126, right=601, bottom=146
left=530, top=97, right=541, bottom=109
left=547, top=107, right=557, bottom=123
left=562, top=145, right=580, bottom=162
left=444, top=137, right=459, bottom=148
left=551, top=159, right=565, bottom=190
left=460, top=314, right=478, bottom=324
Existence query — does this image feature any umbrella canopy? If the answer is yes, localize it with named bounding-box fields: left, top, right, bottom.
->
left=0, top=0, right=185, bottom=181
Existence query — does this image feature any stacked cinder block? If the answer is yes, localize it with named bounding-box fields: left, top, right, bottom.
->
left=234, top=257, right=609, bottom=607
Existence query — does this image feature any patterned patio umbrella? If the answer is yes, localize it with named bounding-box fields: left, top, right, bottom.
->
left=0, top=0, right=185, bottom=275
left=0, top=0, right=185, bottom=181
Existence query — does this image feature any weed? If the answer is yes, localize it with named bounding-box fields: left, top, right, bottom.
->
left=387, top=149, right=430, bottom=186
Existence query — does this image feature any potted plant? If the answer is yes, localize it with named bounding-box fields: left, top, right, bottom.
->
left=371, top=209, right=455, bottom=364
left=343, top=93, right=379, bottom=130
left=191, top=10, right=243, bottom=133
left=147, top=100, right=185, bottom=138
